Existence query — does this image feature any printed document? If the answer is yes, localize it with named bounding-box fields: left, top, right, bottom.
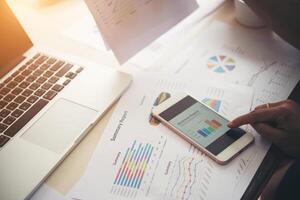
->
left=151, top=22, right=300, bottom=108
left=68, top=74, right=266, bottom=200
left=84, top=0, right=198, bottom=64
left=62, top=16, right=109, bottom=52
left=30, top=184, right=65, bottom=200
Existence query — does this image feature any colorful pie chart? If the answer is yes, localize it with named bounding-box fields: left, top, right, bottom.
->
left=207, top=55, right=236, bottom=73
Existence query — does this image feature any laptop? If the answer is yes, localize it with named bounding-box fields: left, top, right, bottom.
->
left=0, top=2, right=132, bottom=200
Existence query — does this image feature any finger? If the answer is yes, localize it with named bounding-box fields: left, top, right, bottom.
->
left=252, top=122, right=285, bottom=142
left=254, top=101, right=285, bottom=110
left=228, top=107, right=282, bottom=128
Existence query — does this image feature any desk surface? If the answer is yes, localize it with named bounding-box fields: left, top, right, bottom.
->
left=7, top=0, right=241, bottom=195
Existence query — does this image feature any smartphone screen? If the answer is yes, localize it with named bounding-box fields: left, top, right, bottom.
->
left=159, top=95, right=246, bottom=155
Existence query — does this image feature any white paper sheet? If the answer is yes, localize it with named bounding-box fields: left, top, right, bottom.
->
left=84, top=0, right=198, bottom=64
left=62, top=16, right=109, bottom=52
left=128, top=0, right=225, bottom=68
left=30, top=184, right=67, bottom=200
left=61, top=0, right=225, bottom=68
left=68, top=73, right=266, bottom=200
left=151, top=22, right=300, bottom=108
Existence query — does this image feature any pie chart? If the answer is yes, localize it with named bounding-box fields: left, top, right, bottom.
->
left=207, top=55, right=236, bottom=73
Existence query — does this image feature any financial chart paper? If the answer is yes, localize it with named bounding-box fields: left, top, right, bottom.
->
left=68, top=74, right=263, bottom=200
left=84, top=0, right=198, bottom=63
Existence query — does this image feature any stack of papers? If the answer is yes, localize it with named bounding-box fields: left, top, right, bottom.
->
left=65, top=22, right=299, bottom=200
left=68, top=74, right=259, bottom=200
left=32, top=2, right=300, bottom=200
left=150, top=22, right=300, bottom=108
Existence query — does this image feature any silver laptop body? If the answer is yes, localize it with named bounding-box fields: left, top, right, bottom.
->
left=0, top=2, right=132, bottom=200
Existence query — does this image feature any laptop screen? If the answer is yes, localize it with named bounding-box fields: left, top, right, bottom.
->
left=0, top=1, right=33, bottom=78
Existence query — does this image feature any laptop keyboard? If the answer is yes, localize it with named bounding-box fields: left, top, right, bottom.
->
left=0, top=53, right=83, bottom=148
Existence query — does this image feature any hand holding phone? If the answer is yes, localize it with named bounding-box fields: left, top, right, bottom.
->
left=152, top=93, right=254, bottom=165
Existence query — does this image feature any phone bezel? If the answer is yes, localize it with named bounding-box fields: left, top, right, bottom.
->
left=152, top=93, right=254, bottom=165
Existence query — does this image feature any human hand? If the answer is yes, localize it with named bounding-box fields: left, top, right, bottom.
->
left=228, top=100, right=300, bottom=157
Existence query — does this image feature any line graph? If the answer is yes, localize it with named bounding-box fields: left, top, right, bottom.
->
left=247, top=60, right=277, bottom=87
left=252, top=60, right=300, bottom=107
left=163, top=155, right=214, bottom=200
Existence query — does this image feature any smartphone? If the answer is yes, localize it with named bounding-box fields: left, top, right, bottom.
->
left=152, top=93, right=254, bottom=165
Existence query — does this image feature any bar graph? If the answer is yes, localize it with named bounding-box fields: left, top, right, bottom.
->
left=202, top=98, right=222, bottom=112
left=197, top=119, right=222, bottom=137
left=111, top=140, right=154, bottom=198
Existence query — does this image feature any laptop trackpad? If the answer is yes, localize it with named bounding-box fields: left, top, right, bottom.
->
left=22, top=99, right=98, bottom=154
